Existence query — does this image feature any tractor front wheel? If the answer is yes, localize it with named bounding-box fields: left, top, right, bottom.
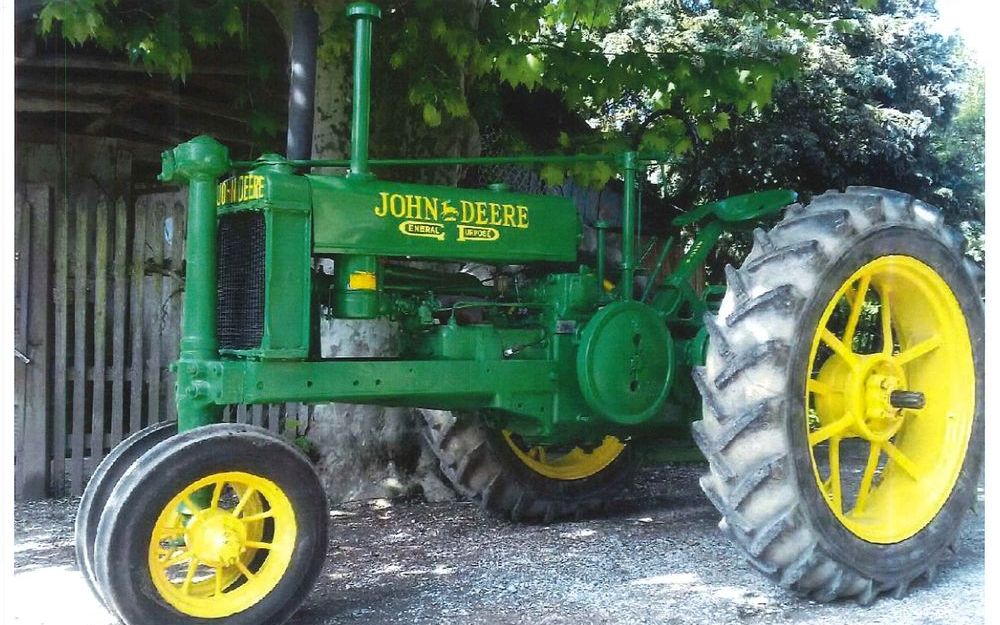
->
left=76, top=420, right=177, bottom=608
left=93, top=424, right=328, bottom=624
left=693, top=188, right=983, bottom=603
left=423, top=410, right=636, bottom=523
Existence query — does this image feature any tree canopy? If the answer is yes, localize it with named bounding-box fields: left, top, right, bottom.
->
left=37, top=0, right=983, bottom=252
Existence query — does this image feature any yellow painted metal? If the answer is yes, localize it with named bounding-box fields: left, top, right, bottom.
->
left=502, top=431, right=625, bottom=480
left=805, top=256, right=975, bottom=544
left=348, top=270, right=378, bottom=291
left=147, top=471, right=297, bottom=618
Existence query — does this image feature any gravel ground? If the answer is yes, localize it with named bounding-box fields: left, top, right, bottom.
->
left=13, top=464, right=984, bottom=625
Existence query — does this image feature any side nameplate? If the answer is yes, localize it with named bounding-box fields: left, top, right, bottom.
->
left=218, top=174, right=265, bottom=206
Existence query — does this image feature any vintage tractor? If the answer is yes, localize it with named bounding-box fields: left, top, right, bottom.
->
left=75, top=3, right=984, bottom=623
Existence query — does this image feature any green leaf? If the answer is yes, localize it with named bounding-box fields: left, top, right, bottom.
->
left=540, top=164, right=565, bottom=186
left=422, top=103, right=442, bottom=127
left=224, top=5, right=242, bottom=39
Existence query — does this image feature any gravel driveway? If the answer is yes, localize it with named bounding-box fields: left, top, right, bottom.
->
left=13, top=464, right=984, bottom=625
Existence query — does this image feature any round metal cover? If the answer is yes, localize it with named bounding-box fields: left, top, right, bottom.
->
left=576, top=301, right=673, bottom=425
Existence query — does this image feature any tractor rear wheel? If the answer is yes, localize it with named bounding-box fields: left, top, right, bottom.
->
left=692, top=187, right=983, bottom=603
left=76, top=420, right=177, bottom=607
left=422, top=410, right=636, bottom=523
left=93, top=424, right=328, bottom=625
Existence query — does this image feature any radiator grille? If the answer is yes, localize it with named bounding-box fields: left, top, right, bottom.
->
left=217, top=212, right=265, bottom=350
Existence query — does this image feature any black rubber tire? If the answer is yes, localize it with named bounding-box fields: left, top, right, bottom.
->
left=692, top=187, right=984, bottom=603
left=93, top=424, right=328, bottom=625
left=422, top=410, right=637, bottom=523
left=75, top=420, right=177, bottom=607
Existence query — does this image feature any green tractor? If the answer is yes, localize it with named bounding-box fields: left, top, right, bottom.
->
left=75, top=3, right=983, bottom=623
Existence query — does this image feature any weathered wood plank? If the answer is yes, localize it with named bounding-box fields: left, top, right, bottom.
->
left=51, top=194, right=69, bottom=495
left=235, top=404, right=248, bottom=425
left=90, top=197, right=110, bottom=469
left=109, top=198, right=128, bottom=448
left=160, top=201, right=177, bottom=423
left=20, top=187, right=54, bottom=499
left=14, top=192, right=29, bottom=475
left=161, top=196, right=186, bottom=423
left=251, top=405, right=265, bottom=429
left=268, top=404, right=281, bottom=433
left=128, top=202, right=147, bottom=434
left=145, top=200, right=165, bottom=425
left=17, top=56, right=248, bottom=76
left=70, top=200, right=90, bottom=496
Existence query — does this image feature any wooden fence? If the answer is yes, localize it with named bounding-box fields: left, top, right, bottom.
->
left=14, top=186, right=307, bottom=500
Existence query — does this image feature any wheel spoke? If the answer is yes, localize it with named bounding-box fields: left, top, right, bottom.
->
left=182, top=496, right=202, bottom=515
left=852, top=442, right=882, bottom=515
left=232, top=486, right=257, bottom=518
left=210, top=479, right=224, bottom=510
left=895, top=335, right=942, bottom=366
left=214, top=567, right=223, bottom=597
left=882, top=441, right=921, bottom=481
left=879, top=286, right=893, bottom=355
left=244, top=540, right=273, bottom=550
left=821, top=329, right=857, bottom=368
left=807, top=379, right=838, bottom=396
left=828, top=436, right=842, bottom=514
left=153, top=526, right=185, bottom=540
left=159, top=549, right=193, bottom=568
left=234, top=559, right=256, bottom=581
left=843, top=274, right=872, bottom=348
left=241, top=510, right=275, bottom=524
left=180, top=558, right=199, bottom=594
left=808, top=414, right=853, bottom=446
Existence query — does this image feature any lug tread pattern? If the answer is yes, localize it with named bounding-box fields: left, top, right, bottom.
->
left=726, top=285, right=802, bottom=327
left=743, top=240, right=823, bottom=275
left=421, top=410, right=636, bottom=525
left=691, top=188, right=979, bottom=605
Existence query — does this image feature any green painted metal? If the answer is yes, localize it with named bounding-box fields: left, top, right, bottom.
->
left=217, top=158, right=313, bottom=359
left=347, top=2, right=381, bottom=179
left=331, top=254, right=381, bottom=318
left=309, top=175, right=581, bottom=263
left=671, top=188, right=797, bottom=227
left=594, top=220, right=609, bottom=289
left=576, top=301, right=673, bottom=425
left=620, top=151, right=638, bottom=299
left=230, top=152, right=627, bottom=170
left=159, top=136, right=231, bottom=432
left=162, top=0, right=802, bottom=451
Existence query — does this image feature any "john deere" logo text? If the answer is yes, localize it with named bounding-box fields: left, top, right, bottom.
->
left=373, top=191, right=529, bottom=242
left=217, top=174, right=265, bottom=206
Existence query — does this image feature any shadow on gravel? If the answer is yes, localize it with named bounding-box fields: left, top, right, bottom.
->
left=13, top=464, right=983, bottom=625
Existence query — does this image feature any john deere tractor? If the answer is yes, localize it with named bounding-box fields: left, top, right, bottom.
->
left=75, top=3, right=984, bottom=623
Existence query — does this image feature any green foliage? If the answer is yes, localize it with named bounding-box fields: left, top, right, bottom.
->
left=677, top=0, right=985, bottom=274
left=37, top=0, right=284, bottom=144
left=38, top=0, right=253, bottom=80
left=308, top=0, right=827, bottom=187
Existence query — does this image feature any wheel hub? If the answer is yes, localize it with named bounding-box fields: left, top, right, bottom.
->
left=854, top=357, right=907, bottom=442
left=186, top=509, right=248, bottom=568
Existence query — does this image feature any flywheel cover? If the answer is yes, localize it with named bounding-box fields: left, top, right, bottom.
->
left=576, top=301, right=673, bottom=425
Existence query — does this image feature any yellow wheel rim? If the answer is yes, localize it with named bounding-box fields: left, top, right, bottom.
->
left=148, top=471, right=297, bottom=618
left=502, top=432, right=625, bottom=480
left=805, top=255, right=975, bottom=544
